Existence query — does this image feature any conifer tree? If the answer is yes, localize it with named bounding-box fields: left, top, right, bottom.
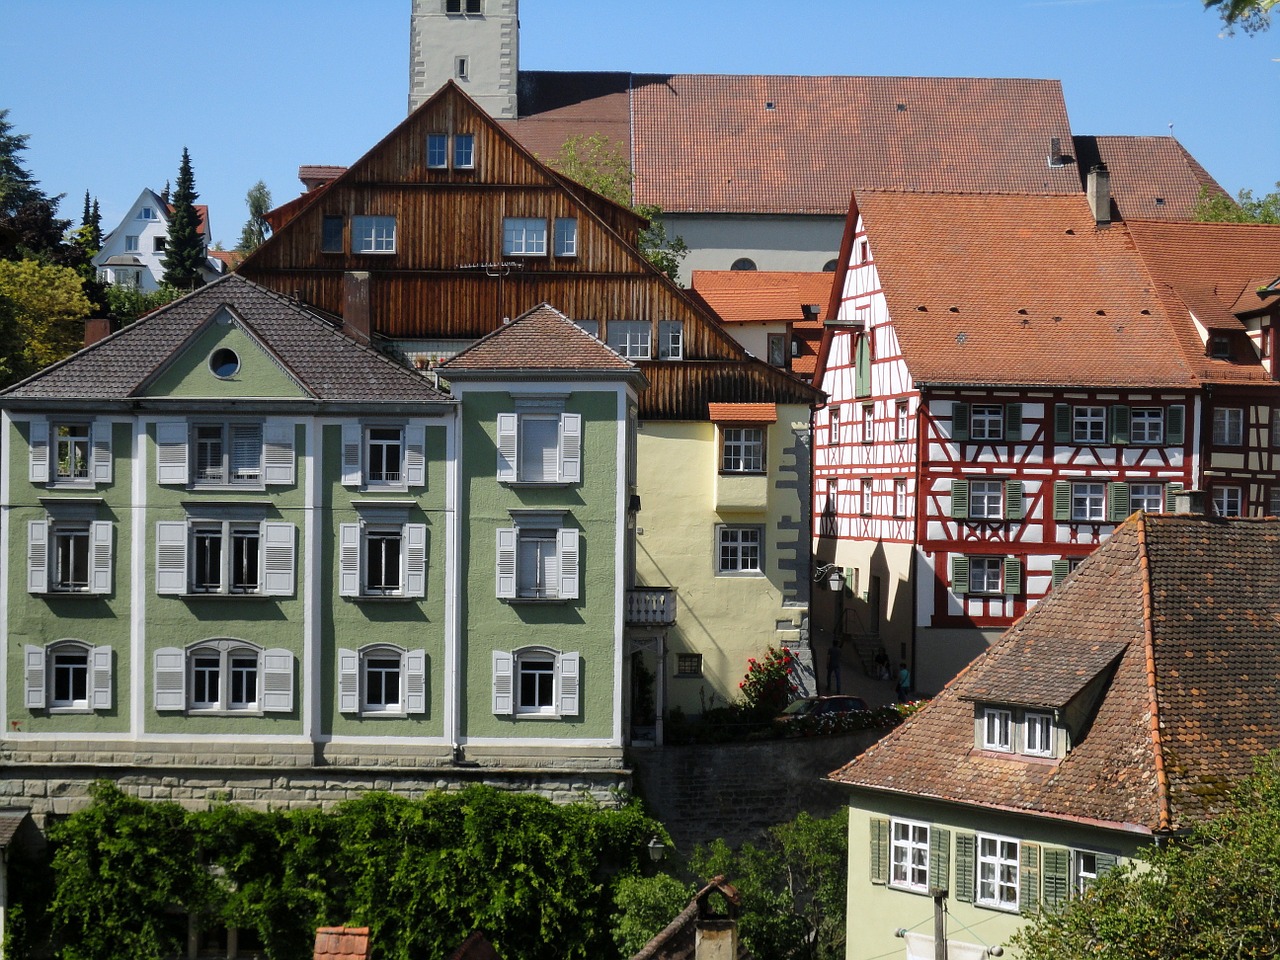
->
left=161, top=148, right=206, bottom=289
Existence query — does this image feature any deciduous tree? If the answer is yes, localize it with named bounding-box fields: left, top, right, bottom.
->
left=1205, top=0, right=1276, bottom=32
left=0, top=258, right=94, bottom=386
left=236, top=179, right=273, bottom=253
left=1194, top=181, right=1280, bottom=224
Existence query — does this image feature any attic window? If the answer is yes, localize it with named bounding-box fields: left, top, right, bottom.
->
left=765, top=101, right=775, bottom=110
left=210, top=349, right=240, bottom=380
left=1155, top=198, right=1166, bottom=206
left=822, top=259, right=838, bottom=272
left=731, top=258, right=757, bottom=271
left=1210, top=333, right=1232, bottom=359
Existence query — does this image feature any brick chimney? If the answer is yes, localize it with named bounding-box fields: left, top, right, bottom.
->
left=1175, top=489, right=1209, bottom=515
left=343, top=272, right=371, bottom=344
left=1087, top=163, right=1111, bottom=225
left=84, top=316, right=117, bottom=348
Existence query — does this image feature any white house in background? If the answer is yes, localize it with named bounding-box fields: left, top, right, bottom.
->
left=92, top=188, right=223, bottom=292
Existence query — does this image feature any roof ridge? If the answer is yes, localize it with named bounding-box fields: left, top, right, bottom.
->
left=1135, top=511, right=1173, bottom=832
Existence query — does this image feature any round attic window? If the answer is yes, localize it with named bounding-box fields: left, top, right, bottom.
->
left=210, top=348, right=240, bottom=379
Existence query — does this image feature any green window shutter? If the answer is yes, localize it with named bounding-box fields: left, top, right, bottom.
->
left=855, top=336, right=871, bottom=399
left=952, top=402, right=970, bottom=441
left=1005, top=403, right=1023, bottom=442
left=1054, top=480, right=1072, bottom=520
left=1020, top=842, right=1041, bottom=915
left=1165, top=482, right=1184, bottom=513
left=1095, top=852, right=1118, bottom=876
left=1003, top=556, right=1022, bottom=596
left=954, top=833, right=975, bottom=903
left=1054, top=403, right=1072, bottom=443
left=951, top=478, right=970, bottom=519
left=869, top=817, right=889, bottom=884
left=1109, top=404, right=1131, bottom=444
left=1108, top=481, right=1131, bottom=522
left=1005, top=480, right=1024, bottom=521
left=929, top=827, right=951, bottom=893
left=1041, top=847, right=1070, bottom=910
left=1052, top=558, right=1070, bottom=588
left=951, top=556, right=970, bottom=595
left=1166, top=404, right=1186, bottom=445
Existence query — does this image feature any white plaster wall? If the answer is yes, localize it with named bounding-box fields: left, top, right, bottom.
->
left=664, top=214, right=845, bottom=279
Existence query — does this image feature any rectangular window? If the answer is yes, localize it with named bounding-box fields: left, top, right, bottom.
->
left=983, top=708, right=1013, bottom=750
left=1272, top=411, right=1280, bottom=448
left=427, top=133, right=448, bottom=168
left=491, top=648, right=579, bottom=717
left=51, top=647, right=90, bottom=707
left=503, top=217, right=547, bottom=256
left=515, top=528, right=558, bottom=598
left=658, top=320, right=683, bottom=360
left=970, top=556, right=1003, bottom=594
left=454, top=56, right=469, bottom=80
left=191, top=653, right=221, bottom=709
left=495, top=525, right=579, bottom=600
left=1131, top=483, right=1164, bottom=513
left=896, top=400, right=909, bottom=440
left=192, top=423, right=262, bottom=486
left=364, top=527, right=404, bottom=595
left=229, top=655, right=258, bottom=708
left=454, top=133, right=475, bottom=168
left=1025, top=712, right=1054, bottom=756
left=337, top=521, right=426, bottom=600
left=1071, top=482, right=1106, bottom=522
left=860, top=478, right=873, bottom=516
left=862, top=404, right=874, bottom=444
left=139, top=206, right=157, bottom=220
left=1270, top=487, right=1280, bottom=517
left=894, top=479, right=907, bottom=518
left=1131, top=408, right=1164, bottom=444
left=721, top=427, right=764, bottom=473
left=717, top=526, right=762, bottom=574
left=890, top=820, right=930, bottom=892
left=322, top=216, right=344, bottom=253
left=1213, top=408, right=1244, bottom=445
left=153, top=236, right=166, bottom=252
left=1213, top=486, right=1243, bottom=517
left=606, top=320, right=651, bottom=359
left=125, top=235, right=139, bottom=252
left=768, top=333, right=787, bottom=367
left=829, top=406, right=840, bottom=444
left=969, top=480, right=1004, bottom=520
left=554, top=217, right=577, bottom=256
left=496, top=411, right=580, bottom=484
left=518, top=655, right=555, bottom=711
left=54, top=422, right=91, bottom=481
left=446, top=0, right=483, bottom=11
left=977, top=835, right=1020, bottom=910
left=364, top=654, right=402, bottom=711
left=1073, top=406, right=1106, bottom=443
left=352, top=216, right=396, bottom=254
left=971, top=405, right=1004, bottom=441
left=191, top=522, right=261, bottom=594
left=1073, top=851, right=1099, bottom=895
left=366, top=427, right=404, bottom=485
left=52, top=524, right=90, bottom=591
left=675, top=653, right=703, bottom=677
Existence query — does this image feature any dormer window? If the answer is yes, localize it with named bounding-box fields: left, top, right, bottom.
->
left=1210, top=333, right=1232, bottom=359
left=979, top=704, right=1060, bottom=758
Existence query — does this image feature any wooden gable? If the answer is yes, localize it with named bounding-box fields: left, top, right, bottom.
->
left=238, top=82, right=820, bottom=419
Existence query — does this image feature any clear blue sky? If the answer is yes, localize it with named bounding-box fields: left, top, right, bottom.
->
left=1, top=0, right=1274, bottom=247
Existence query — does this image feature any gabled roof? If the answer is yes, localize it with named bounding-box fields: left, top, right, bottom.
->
left=831, top=513, right=1280, bottom=834
left=1, top=274, right=452, bottom=404
left=631, top=876, right=749, bottom=960
left=313, top=927, right=369, bottom=960
left=1073, top=135, right=1227, bottom=221
left=847, top=191, right=1196, bottom=388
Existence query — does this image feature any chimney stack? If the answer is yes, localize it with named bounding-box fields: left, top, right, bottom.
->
left=84, top=316, right=117, bottom=348
left=343, top=272, right=371, bottom=344
left=1087, top=163, right=1111, bottom=225
left=1173, top=490, right=1208, bottom=515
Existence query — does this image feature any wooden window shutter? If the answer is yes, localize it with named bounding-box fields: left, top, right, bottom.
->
left=404, top=423, right=426, bottom=487
left=496, top=528, right=517, bottom=598
left=24, top=645, right=46, bottom=709
left=1005, top=480, right=1024, bottom=521
left=1096, top=852, right=1118, bottom=876
left=1053, top=480, right=1072, bottom=520
left=951, top=402, right=970, bottom=442
left=338, top=524, right=361, bottom=597
left=558, top=651, right=580, bottom=716
left=1108, top=482, right=1131, bottom=522
left=929, top=827, right=951, bottom=893
left=1109, top=405, right=1131, bottom=444
left=91, top=646, right=113, bottom=710
left=28, top=418, right=49, bottom=483
left=1165, top=482, right=1185, bottom=513
left=155, top=521, right=188, bottom=595
left=262, top=420, right=296, bottom=485
left=1052, top=558, right=1071, bottom=587
left=954, top=833, right=976, bottom=902
left=1166, top=404, right=1186, bottom=445
left=492, top=651, right=514, bottom=715
left=340, top=422, right=363, bottom=487
left=261, top=649, right=294, bottom=713
left=1005, top=403, right=1023, bottom=442
left=854, top=336, right=871, bottom=399
left=153, top=647, right=186, bottom=711
left=262, top=522, right=296, bottom=597
left=1054, top=403, right=1072, bottom=443
left=559, top=413, right=582, bottom=483
left=950, top=478, right=970, bottom=519
left=869, top=817, right=890, bottom=884
left=1020, top=842, right=1041, bottom=915
left=1003, top=556, right=1022, bottom=596
left=557, top=528, right=580, bottom=600
left=91, top=420, right=113, bottom=484
left=1041, top=847, right=1070, bottom=909
left=950, top=555, right=970, bottom=595
left=155, top=420, right=189, bottom=485
left=90, top=520, right=113, bottom=595
left=404, top=523, right=427, bottom=598
left=405, top=649, right=427, bottom=714
left=496, top=413, right=518, bottom=481
left=338, top=648, right=359, bottom=713
left=27, top=519, right=48, bottom=594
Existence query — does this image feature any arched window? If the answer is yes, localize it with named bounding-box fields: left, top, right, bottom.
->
left=153, top=640, right=294, bottom=714
left=336, top=644, right=427, bottom=716
left=492, top=647, right=580, bottom=718
left=822, top=259, right=839, bottom=272
left=24, top=639, right=112, bottom=711
left=730, top=258, right=757, bottom=271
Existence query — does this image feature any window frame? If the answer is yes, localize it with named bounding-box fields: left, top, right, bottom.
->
left=453, top=133, right=476, bottom=169
left=889, top=818, right=931, bottom=893
left=969, top=479, right=1004, bottom=521
left=125, top=235, right=139, bottom=252
left=1072, top=406, right=1106, bottom=443
left=139, top=206, right=157, bottom=220
left=496, top=519, right=580, bottom=601
left=1073, top=850, right=1099, bottom=895
left=1071, top=482, right=1106, bottom=522
left=156, top=518, right=295, bottom=599
left=862, top=403, right=874, bottom=444
left=894, top=478, right=908, bottom=518
left=721, top=426, right=765, bottom=474
left=189, top=519, right=263, bottom=595
left=1213, top=407, right=1244, bottom=446
left=186, top=641, right=264, bottom=713
left=860, top=478, right=873, bottom=516
left=970, top=405, right=1004, bottom=441
left=496, top=411, right=581, bottom=485
left=1024, top=711, right=1054, bottom=757
left=896, top=400, right=909, bottom=440
left=716, top=524, right=763, bottom=576
left=426, top=133, right=449, bottom=169
left=554, top=217, right=577, bottom=257
left=49, top=641, right=91, bottom=710
left=361, top=645, right=406, bottom=714
left=29, top=516, right=112, bottom=596
left=970, top=556, right=1003, bottom=595
left=191, top=421, right=264, bottom=488
left=1130, top=408, right=1164, bottom=444
left=982, top=707, right=1013, bottom=751
left=1213, top=485, right=1243, bottom=517
left=321, top=216, right=344, bottom=253
left=675, top=653, right=703, bottom=678
left=1130, top=482, right=1164, bottom=513
left=492, top=647, right=580, bottom=718
left=352, top=215, right=396, bottom=254
left=606, top=320, right=652, bottom=359
left=502, top=217, right=548, bottom=257
left=976, top=834, right=1020, bottom=912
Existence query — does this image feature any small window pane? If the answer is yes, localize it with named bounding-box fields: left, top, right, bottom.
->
left=322, top=216, right=344, bottom=253
left=454, top=134, right=475, bottom=169
left=554, top=218, right=577, bottom=256
left=427, top=134, right=448, bottom=168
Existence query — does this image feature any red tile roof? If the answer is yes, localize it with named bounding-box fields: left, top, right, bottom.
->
left=856, top=191, right=1196, bottom=388
left=502, top=71, right=633, bottom=166
left=707, top=402, right=777, bottom=423
left=691, top=271, right=832, bottom=377
left=440, top=302, right=639, bottom=374
left=313, top=927, right=369, bottom=960
left=1073, top=135, right=1227, bottom=221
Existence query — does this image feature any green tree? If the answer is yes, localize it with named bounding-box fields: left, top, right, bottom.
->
left=1013, top=753, right=1280, bottom=960
left=105, top=282, right=184, bottom=325
left=611, top=873, right=696, bottom=956
left=0, top=258, right=93, bottom=386
left=1205, top=0, right=1275, bottom=32
left=1193, top=181, right=1280, bottom=224
left=0, top=107, right=43, bottom=218
left=236, top=179, right=273, bottom=253
left=161, top=147, right=207, bottom=290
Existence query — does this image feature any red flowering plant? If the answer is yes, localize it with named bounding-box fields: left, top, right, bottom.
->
left=737, top=646, right=798, bottom=719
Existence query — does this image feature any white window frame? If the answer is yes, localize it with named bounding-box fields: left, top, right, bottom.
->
left=426, top=133, right=448, bottom=168
left=982, top=707, right=1013, bottom=751
left=192, top=422, right=263, bottom=486
left=889, top=819, right=931, bottom=893
left=1270, top=487, right=1280, bottom=517
left=156, top=419, right=293, bottom=488
left=125, top=235, right=139, bottom=252
left=30, top=418, right=113, bottom=487
left=502, top=217, right=548, bottom=256
left=1073, top=850, right=1099, bottom=895
left=1213, top=486, right=1243, bottom=517
left=860, top=478, right=873, bottom=516
left=155, top=519, right=295, bottom=598
left=1213, top=407, right=1244, bottom=446
left=491, top=647, right=580, bottom=718
left=139, top=206, right=157, bottom=220
left=188, top=520, right=267, bottom=595
left=339, top=422, right=425, bottom=491
left=1071, top=482, right=1106, bottom=522
left=362, top=645, right=405, bottom=713
left=1131, top=408, right=1164, bottom=444
left=894, top=478, right=908, bottom=518
left=716, top=525, right=762, bottom=575
left=352, top=215, right=396, bottom=254
left=28, top=518, right=112, bottom=596
left=153, top=641, right=293, bottom=714
left=554, top=217, right=577, bottom=257
left=338, top=520, right=427, bottom=600
left=1073, top=406, right=1106, bottom=443
left=976, top=834, right=1020, bottom=911
left=336, top=644, right=426, bottom=716
left=1130, top=482, right=1164, bottom=513
left=25, top=640, right=112, bottom=712
left=495, top=519, right=580, bottom=600
left=721, top=426, right=764, bottom=473
left=606, top=320, right=652, bottom=359
left=969, top=480, right=1004, bottom=520
left=658, top=320, right=683, bottom=360
left=971, top=405, right=1004, bottom=441
left=970, top=556, right=1003, bottom=595
left=496, top=411, right=581, bottom=484
left=896, top=400, right=909, bottom=441
left=453, top=133, right=475, bottom=169
left=862, top=403, right=874, bottom=444
left=1024, top=711, right=1054, bottom=756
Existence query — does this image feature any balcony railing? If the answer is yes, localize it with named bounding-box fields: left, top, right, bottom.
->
left=626, top=587, right=677, bottom=626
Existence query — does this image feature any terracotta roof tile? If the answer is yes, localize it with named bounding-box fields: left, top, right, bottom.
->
left=440, top=302, right=638, bottom=374
left=0, top=809, right=30, bottom=848
left=1073, top=135, right=1226, bottom=221
left=505, top=71, right=633, bottom=165
left=707, top=402, right=777, bottom=423
left=313, top=927, right=370, bottom=960
left=690, top=271, right=831, bottom=378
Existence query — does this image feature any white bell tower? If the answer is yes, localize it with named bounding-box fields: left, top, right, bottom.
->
left=408, top=0, right=519, bottom=118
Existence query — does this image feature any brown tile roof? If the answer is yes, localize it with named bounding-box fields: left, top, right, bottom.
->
left=208, top=249, right=244, bottom=270
left=831, top=514, right=1280, bottom=834
left=707, top=402, right=778, bottom=423
left=1, top=274, right=453, bottom=404
left=503, top=71, right=633, bottom=166
left=690, top=271, right=832, bottom=377
left=1073, top=135, right=1227, bottom=222
left=313, top=927, right=369, bottom=960
left=857, top=191, right=1197, bottom=388
left=440, top=302, right=639, bottom=375
left=956, top=639, right=1128, bottom=710
left=0, top=808, right=30, bottom=848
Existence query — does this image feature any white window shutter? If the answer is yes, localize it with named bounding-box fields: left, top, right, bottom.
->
left=155, top=421, right=189, bottom=485
left=404, top=523, right=427, bottom=598
left=559, top=413, right=582, bottom=483
left=557, top=527, right=580, bottom=600
left=262, top=420, right=296, bottom=485
left=405, top=649, right=427, bottom=714
left=558, top=651, right=580, bottom=716
left=90, top=520, right=113, bottom=595
left=496, top=528, right=517, bottom=598
left=262, top=522, right=296, bottom=596
left=492, top=651, right=514, bottom=715
left=91, top=645, right=113, bottom=710
left=27, top=519, right=48, bottom=594
left=496, top=413, right=518, bottom=480
left=91, top=420, right=113, bottom=484
left=405, top=423, right=426, bottom=487
left=155, top=521, right=188, bottom=595
left=153, top=647, right=186, bottom=710
left=28, top=419, right=49, bottom=483
left=261, top=649, right=294, bottom=712
left=24, top=645, right=46, bottom=709
left=340, top=422, right=362, bottom=487
left=339, top=524, right=361, bottom=597
left=338, top=648, right=359, bottom=713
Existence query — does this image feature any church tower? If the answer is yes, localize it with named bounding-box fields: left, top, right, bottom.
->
left=408, top=0, right=519, bottom=118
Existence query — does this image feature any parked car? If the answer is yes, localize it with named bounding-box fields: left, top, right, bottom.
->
left=776, top=695, right=870, bottom=722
